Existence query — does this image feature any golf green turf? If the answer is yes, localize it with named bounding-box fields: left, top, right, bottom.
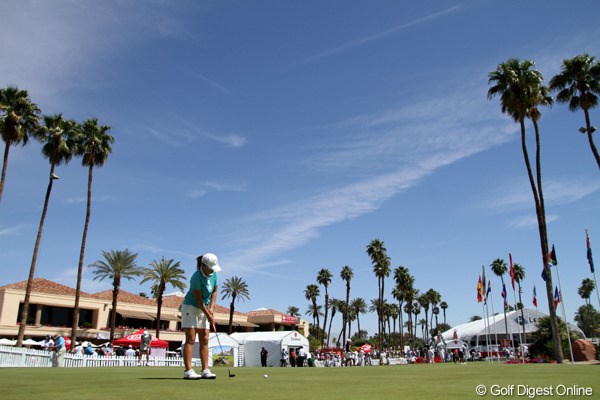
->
left=1, top=363, right=598, bottom=400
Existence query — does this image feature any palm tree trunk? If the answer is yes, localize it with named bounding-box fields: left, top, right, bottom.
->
left=0, top=143, right=11, bottom=205
left=327, top=311, right=335, bottom=347
left=228, top=293, right=237, bottom=334
left=522, top=118, right=563, bottom=362
left=16, top=169, right=56, bottom=347
left=584, top=109, right=600, bottom=169
left=321, top=291, right=329, bottom=347
left=110, top=277, right=120, bottom=342
left=71, top=164, right=94, bottom=344
left=156, top=282, right=165, bottom=338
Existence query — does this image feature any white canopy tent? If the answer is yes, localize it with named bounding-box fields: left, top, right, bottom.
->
left=441, top=308, right=585, bottom=349
left=231, top=331, right=309, bottom=367
left=183, top=332, right=240, bottom=367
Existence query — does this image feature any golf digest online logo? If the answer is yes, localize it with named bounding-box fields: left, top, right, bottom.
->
left=475, top=384, right=593, bottom=397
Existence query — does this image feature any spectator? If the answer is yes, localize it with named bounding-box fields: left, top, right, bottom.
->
left=125, top=345, right=136, bottom=358
left=260, top=346, right=268, bottom=367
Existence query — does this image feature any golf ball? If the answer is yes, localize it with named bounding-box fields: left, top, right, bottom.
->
left=264, top=374, right=268, bottom=379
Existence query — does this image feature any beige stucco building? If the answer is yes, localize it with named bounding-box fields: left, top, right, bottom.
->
left=0, top=278, right=308, bottom=348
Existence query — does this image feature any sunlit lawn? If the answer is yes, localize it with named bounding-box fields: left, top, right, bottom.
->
left=1, top=362, right=598, bottom=400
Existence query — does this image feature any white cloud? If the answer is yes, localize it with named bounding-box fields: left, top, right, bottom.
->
left=506, top=214, right=559, bottom=229
left=0, top=224, right=27, bottom=237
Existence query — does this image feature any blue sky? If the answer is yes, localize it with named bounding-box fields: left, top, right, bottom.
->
left=1, top=1, right=599, bottom=339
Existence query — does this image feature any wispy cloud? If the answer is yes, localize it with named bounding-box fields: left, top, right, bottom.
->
left=186, top=180, right=248, bottom=200
left=0, top=224, right=27, bottom=237
left=506, top=214, right=559, bottom=229
left=477, top=177, right=600, bottom=211
left=222, top=87, right=510, bottom=272
left=288, top=5, right=462, bottom=68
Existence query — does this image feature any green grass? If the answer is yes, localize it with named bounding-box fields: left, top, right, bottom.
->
left=1, top=363, right=598, bottom=400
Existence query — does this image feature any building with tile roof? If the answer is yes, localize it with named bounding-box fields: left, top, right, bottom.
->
left=0, top=278, right=308, bottom=349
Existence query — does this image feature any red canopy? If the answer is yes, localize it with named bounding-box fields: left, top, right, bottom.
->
left=113, top=329, right=168, bottom=348
left=359, top=344, right=372, bottom=354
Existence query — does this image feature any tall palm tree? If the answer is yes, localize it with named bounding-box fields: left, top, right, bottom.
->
left=488, top=58, right=562, bottom=362
left=89, top=249, right=141, bottom=342
left=412, top=301, right=421, bottom=339
left=16, top=114, right=79, bottom=347
left=549, top=54, right=600, bottom=170
left=305, top=303, right=323, bottom=330
left=513, top=263, right=527, bottom=342
left=304, top=284, right=320, bottom=331
left=403, top=286, right=418, bottom=340
left=221, top=276, right=250, bottom=334
left=417, top=294, right=430, bottom=341
left=340, top=265, right=353, bottom=346
left=140, top=257, right=187, bottom=338
left=393, top=266, right=413, bottom=349
left=491, top=258, right=511, bottom=344
left=440, top=301, right=448, bottom=325
left=350, top=297, right=367, bottom=337
left=0, top=85, right=40, bottom=204
left=70, top=118, right=114, bottom=344
left=286, top=306, right=300, bottom=317
left=316, top=268, right=333, bottom=348
left=419, top=318, right=427, bottom=341
left=366, top=239, right=390, bottom=350
left=578, top=278, right=596, bottom=337
left=426, top=288, right=441, bottom=331
left=326, top=298, right=341, bottom=347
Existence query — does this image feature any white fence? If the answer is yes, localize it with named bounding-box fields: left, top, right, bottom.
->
left=0, top=345, right=186, bottom=368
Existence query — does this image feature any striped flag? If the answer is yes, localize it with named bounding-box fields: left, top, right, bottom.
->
left=501, top=283, right=508, bottom=309
left=587, top=230, right=595, bottom=274
left=542, top=245, right=558, bottom=281
left=532, top=285, right=537, bottom=307
left=509, top=253, right=515, bottom=290
left=477, top=275, right=483, bottom=303
left=553, top=286, right=560, bottom=310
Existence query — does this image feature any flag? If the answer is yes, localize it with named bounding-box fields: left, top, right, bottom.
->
left=477, top=275, right=483, bottom=303
left=587, top=230, right=595, bottom=274
left=509, top=253, right=515, bottom=290
left=532, top=285, right=537, bottom=307
left=486, top=280, right=491, bottom=302
left=548, top=245, right=558, bottom=265
left=542, top=245, right=558, bottom=281
left=501, top=283, right=508, bottom=309
left=553, top=286, right=560, bottom=310
left=481, top=265, right=487, bottom=299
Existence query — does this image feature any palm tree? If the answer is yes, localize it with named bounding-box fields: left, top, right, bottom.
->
left=426, top=288, right=441, bottom=330
left=326, top=298, right=342, bottom=347
left=16, top=114, right=79, bottom=347
left=578, top=278, right=596, bottom=337
left=404, top=286, right=418, bottom=340
left=286, top=306, right=300, bottom=317
left=440, top=301, right=448, bottom=325
left=418, top=294, right=430, bottom=341
left=393, top=266, right=413, bottom=349
left=140, top=257, right=187, bottom=337
left=304, top=284, right=320, bottom=330
left=305, top=303, right=323, bottom=330
left=89, top=249, right=141, bottom=342
left=221, top=276, right=250, bottom=334
left=350, top=297, right=367, bottom=337
left=513, top=263, right=527, bottom=342
left=419, top=318, right=427, bottom=341
left=70, top=118, right=114, bottom=344
left=488, top=58, right=562, bottom=362
left=316, top=268, right=333, bottom=348
left=549, top=54, right=600, bottom=170
left=491, top=258, right=510, bottom=344
left=412, top=301, right=421, bottom=339
left=366, top=239, right=391, bottom=350
left=0, top=85, right=40, bottom=204
left=340, top=265, right=353, bottom=346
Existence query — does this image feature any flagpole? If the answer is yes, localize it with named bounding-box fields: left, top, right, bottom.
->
left=483, top=292, right=492, bottom=364
left=509, top=254, right=525, bottom=364
left=488, top=291, right=500, bottom=363
left=587, top=230, right=600, bottom=316
left=554, top=264, right=574, bottom=364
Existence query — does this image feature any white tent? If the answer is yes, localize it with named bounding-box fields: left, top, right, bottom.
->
left=0, top=338, right=16, bottom=346
left=183, top=332, right=240, bottom=367
left=441, top=308, right=585, bottom=349
left=231, top=331, right=309, bottom=367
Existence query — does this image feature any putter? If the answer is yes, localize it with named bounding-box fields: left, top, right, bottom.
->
left=213, top=324, right=235, bottom=378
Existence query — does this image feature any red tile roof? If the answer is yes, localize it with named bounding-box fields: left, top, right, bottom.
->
left=91, top=290, right=156, bottom=306
left=0, top=278, right=93, bottom=298
left=246, top=308, right=288, bottom=317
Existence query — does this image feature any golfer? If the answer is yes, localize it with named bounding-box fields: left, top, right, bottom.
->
left=181, top=253, right=221, bottom=380
left=139, top=330, right=151, bottom=366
